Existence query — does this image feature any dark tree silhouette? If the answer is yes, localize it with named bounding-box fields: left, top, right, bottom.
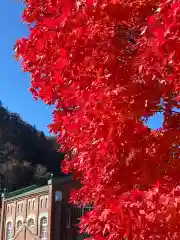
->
left=0, top=102, right=65, bottom=192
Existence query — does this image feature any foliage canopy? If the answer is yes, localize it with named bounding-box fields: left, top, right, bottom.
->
left=16, top=0, right=179, bottom=239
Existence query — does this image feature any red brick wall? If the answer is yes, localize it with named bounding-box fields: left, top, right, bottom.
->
left=0, top=178, right=82, bottom=240
left=1, top=187, right=49, bottom=240
left=52, top=178, right=81, bottom=240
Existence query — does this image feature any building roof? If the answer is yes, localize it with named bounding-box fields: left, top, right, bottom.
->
left=48, top=175, right=72, bottom=185
left=3, top=175, right=72, bottom=201
left=6, top=185, right=38, bottom=198
left=4, top=184, right=49, bottom=201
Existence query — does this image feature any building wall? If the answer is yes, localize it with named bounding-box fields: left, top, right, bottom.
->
left=52, top=178, right=81, bottom=240
left=0, top=177, right=91, bottom=240
left=53, top=178, right=92, bottom=240
left=1, top=186, right=49, bottom=240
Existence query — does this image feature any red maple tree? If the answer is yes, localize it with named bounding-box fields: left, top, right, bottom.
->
left=15, top=0, right=179, bottom=239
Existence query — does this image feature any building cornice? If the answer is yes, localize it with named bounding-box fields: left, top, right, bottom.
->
left=4, top=185, right=49, bottom=202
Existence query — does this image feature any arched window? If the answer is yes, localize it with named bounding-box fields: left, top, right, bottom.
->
left=21, top=202, right=23, bottom=212
left=28, top=218, right=35, bottom=228
left=10, top=205, right=13, bottom=214
left=17, top=220, right=23, bottom=229
left=32, top=199, right=35, bottom=209
left=40, top=198, right=43, bottom=208
left=17, top=203, right=20, bottom=212
left=40, top=217, right=48, bottom=239
left=28, top=200, right=31, bottom=210
left=7, top=205, right=9, bottom=213
left=45, top=197, right=48, bottom=208
left=6, top=222, right=12, bottom=240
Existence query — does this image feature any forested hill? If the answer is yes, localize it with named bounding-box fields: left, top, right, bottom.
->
left=0, top=101, right=65, bottom=192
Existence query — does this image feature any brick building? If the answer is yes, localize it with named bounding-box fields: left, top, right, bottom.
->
left=0, top=176, right=92, bottom=240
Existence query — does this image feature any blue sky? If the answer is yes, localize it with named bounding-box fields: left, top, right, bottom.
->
left=0, top=0, right=53, bottom=135
left=0, top=1, right=162, bottom=136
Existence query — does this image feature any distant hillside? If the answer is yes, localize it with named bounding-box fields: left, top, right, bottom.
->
left=0, top=101, right=65, bottom=192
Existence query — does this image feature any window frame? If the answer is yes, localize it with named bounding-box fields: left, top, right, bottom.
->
left=7, top=205, right=10, bottom=213
left=6, top=221, right=12, bottom=240
left=21, top=202, right=23, bottom=212
left=75, top=205, right=93, bottom=224
left=10, top=205, right=13, bottom=214
left=28, top=200, right=31, bottom=210
left=39, top=217, right=48, bottom=240
left=32, top=199, right=35, bottom=210
left=28, top=218, right=35, bottom=228
left=16, top=220, right=23, bottom=230
left=40, top=198, right=43, bottom=209
left=44, top=197, right=48, bottom=208
left=17, top=203, right=20, bottom=212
